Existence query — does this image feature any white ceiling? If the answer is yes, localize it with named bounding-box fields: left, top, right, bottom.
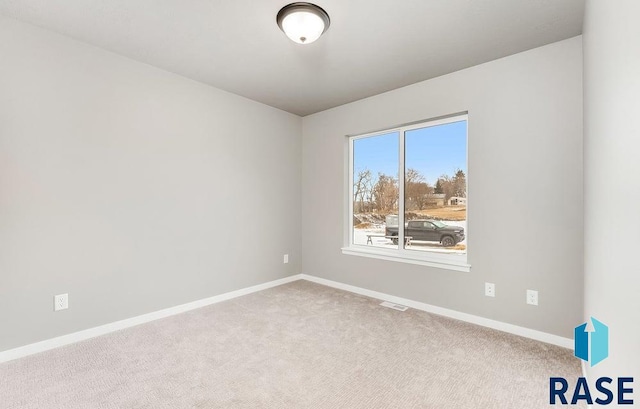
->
left=0, top=0, right=584, bottom=116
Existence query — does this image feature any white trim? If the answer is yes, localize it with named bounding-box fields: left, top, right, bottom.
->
left=341, top=247, right=471, bottom=272
left=0, top=274, right=303, bottom=363
left=300, top=274, right=572, bottom=349
left=1, top=273, right=572, bottom=364
left=346, top=111, right=469, bottom=139
left=345, top=113, right=469, bottom=268
left=398, top=128, right=406, bottom=249
left=347, top=136, right=354, bottom=247
left=402, top=114, right=468, bottom=133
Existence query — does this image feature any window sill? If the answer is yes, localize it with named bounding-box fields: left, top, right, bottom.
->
left=341, top=246, right=471, bottom=273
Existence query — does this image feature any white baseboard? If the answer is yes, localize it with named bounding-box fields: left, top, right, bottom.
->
left=300, top=274, right=573, bottom=349
left=0, top=274, right=303, bottom=363
left=1, top=272, right=572, bottom=364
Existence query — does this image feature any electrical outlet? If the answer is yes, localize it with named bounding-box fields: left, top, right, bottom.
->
left=485, top=282, right=495, bottom=297
left=283, top=254, right=289, bottom=264
left=54, top=293, right=68, bottom=311
left=526, top=290, right=538, bottom=306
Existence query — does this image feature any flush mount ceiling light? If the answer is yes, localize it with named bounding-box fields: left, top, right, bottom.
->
left=276, top=2, right=330, bottom=44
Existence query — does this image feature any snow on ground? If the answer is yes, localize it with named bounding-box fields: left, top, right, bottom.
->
left=353, top=220, right=467, bottom=254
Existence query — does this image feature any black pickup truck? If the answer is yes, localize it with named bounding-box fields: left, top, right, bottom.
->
left=385, top=219, right=465, bottom=247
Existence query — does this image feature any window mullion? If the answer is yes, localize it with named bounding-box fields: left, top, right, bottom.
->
left=398, top=130, right=405, bottom=252
left=348, top=138, right=354, bottom=246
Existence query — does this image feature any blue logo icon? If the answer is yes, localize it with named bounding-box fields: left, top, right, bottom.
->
left=574, top=317, right=608, bottom=367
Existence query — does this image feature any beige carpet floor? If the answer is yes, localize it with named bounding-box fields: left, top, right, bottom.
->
left=1, top=280, right=583, bottom=408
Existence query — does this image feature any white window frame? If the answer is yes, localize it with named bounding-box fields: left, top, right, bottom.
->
left=342, top=113, right=470, bottom=272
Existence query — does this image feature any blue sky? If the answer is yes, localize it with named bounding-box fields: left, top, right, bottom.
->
left=353, top=120, right=467, bottom=185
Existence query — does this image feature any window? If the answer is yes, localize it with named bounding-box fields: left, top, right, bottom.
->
left=344, top=113, right=469, bottom=272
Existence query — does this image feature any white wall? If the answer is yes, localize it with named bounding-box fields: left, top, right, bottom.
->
left=583, top=0, right=640, bottom=382
left=0, top=14, right=591, bottom=353
left=0, top=17, right=302, bottom=352
left=302, top=37, right=583, bottom=338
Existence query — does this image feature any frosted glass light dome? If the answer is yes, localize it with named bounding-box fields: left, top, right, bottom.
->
left=277, top=3, right=330, bottom=45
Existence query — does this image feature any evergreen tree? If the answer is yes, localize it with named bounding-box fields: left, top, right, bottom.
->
left=434, top=179, right=444, bottom=194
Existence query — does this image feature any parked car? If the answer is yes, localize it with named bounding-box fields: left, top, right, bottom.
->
left=385, top=219, right=465, bottom=247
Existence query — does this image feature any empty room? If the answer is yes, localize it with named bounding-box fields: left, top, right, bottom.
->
left=1, top=1, right=638, bottom=408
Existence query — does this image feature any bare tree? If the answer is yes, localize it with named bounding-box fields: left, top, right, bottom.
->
left=405, top=168, right=424, bottom=185
left=365, top=175, right=376, bottom=212
left=436, top=169, right=466, bottom=203
left=353, top=169, right=372, bottom=212
left=372, top=173, right=398, bottom=213
left=453, top=169, right=466, bottom=198
left=412, top=182, right=433, bottom=209
left=405, top=168, right=432, bottom=210
left=438, top=174, right=455, bottom=202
